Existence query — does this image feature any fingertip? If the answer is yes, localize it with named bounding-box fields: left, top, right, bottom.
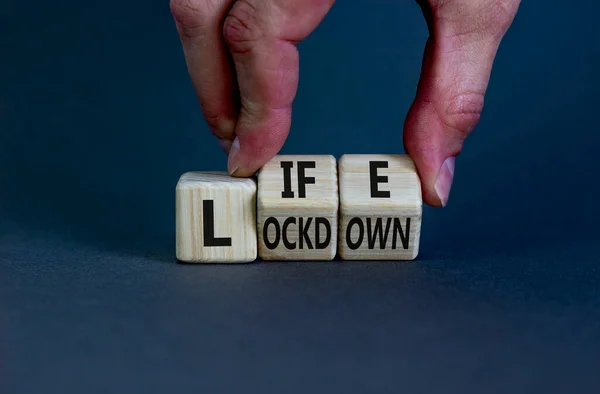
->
left=406, top=142, right=456, bottom=208
left=433, top=156, right=455, bottom=207
left=419, top=172, right=448, bottom=208
left=415, top=163, right=454, bottom=208
left=226, top=105, right=292, bottom=178
left=227, top=137, right=241, bottom=176
left=227, top=136, right=262, bottom=177
left=403, top=101, right=459, bottom=208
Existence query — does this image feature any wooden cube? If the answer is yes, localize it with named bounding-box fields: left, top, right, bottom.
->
left=338, top=154, right=422, bottom=260
left=176, top=172, right=257, bottom=263
left=257, top=155, right=338, bottom=260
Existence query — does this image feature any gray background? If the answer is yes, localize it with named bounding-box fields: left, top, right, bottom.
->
left=2, top=0, right=600, bottom=392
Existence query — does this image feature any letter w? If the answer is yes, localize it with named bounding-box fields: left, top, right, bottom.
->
left=367, top=218, right=392, bottom=249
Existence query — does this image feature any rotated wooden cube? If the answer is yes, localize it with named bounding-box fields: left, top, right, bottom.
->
left=257, top=155, right=338, bottom=260
left=176, top=172, right=257, bottom=263
left=338, top=154, right=422, bottom=260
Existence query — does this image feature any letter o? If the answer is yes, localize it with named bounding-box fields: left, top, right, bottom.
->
left=263, top=217, right=281, bottom=250
left=346, top=218, right=364, bottom=250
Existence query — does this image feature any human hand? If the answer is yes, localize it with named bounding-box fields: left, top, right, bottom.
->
left=170, top=0, right=521, bottom=207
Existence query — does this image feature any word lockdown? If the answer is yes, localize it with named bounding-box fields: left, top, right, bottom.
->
left=204, top=212, right=411, bottom=252
left=175, top=154, right=422, bottom=263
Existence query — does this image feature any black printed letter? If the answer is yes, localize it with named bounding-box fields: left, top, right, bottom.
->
left=315, top=218, right=331, bottom=249
left=392, top=217, right=411, bottom=250
left=281, top=161, right=294, bottom=198
left=282, top=217, right=297, bottom=249
left=263, top=217, right=281, bottom=250
left=298, top=217, right=314, bottom=249
left=297, top=161, right=316, bottom=198
left=369, top=161, right=390, bottom=198
left=346, top=218, right=364, bottom=250
left=203, top=200, right=232, bottom=247
left=367, top=218, right=392, bottom=249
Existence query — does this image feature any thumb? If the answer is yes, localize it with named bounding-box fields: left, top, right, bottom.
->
left=404, top=0, right=520, bottom=207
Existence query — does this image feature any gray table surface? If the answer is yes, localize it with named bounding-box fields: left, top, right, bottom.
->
left=3, top=219, right=600, bottom=393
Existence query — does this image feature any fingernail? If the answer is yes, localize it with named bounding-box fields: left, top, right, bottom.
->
left=228, top=137, right=241, bottom=176
left=434, top=156, right=455, bottom=207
